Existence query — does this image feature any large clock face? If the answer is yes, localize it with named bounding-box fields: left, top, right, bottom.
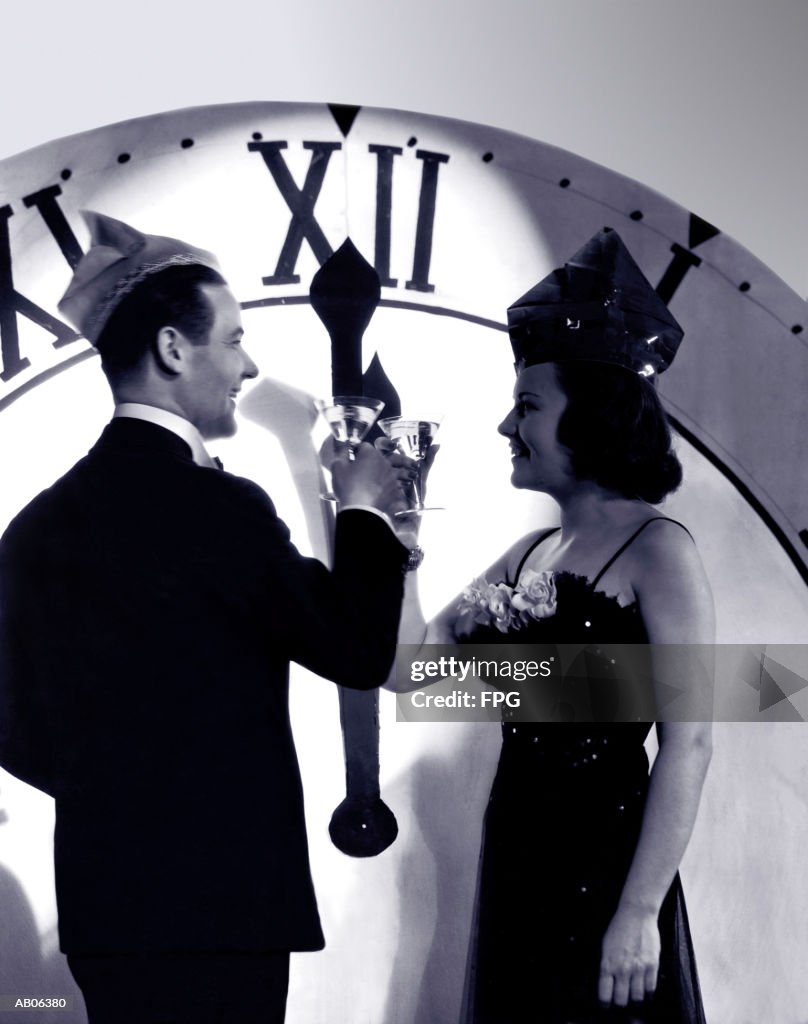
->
left=1, top=103, right=807, bottom=1024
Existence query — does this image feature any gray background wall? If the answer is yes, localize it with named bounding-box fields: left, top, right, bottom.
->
left=0, top=0, right=805, bottom=297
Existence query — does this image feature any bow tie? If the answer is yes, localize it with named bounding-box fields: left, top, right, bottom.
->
left=211, top=456, right=224, bottom=471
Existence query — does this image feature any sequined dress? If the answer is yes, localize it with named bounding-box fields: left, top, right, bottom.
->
left=463, top=520, right=706, bottom=1024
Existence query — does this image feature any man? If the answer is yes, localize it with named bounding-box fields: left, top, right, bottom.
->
left=0, top=212, right=410, bottom=1023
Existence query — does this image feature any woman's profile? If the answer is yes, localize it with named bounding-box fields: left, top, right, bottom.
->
left=391, top=228, right=713, bottom=1023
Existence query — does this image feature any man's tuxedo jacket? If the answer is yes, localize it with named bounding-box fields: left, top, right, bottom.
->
left=0, top=417, right=407, bottom=954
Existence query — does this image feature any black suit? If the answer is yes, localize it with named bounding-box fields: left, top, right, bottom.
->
left=0, top=417, right=406, bottom=965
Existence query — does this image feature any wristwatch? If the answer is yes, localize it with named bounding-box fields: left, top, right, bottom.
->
left=405, top=545, right=425, bottom=572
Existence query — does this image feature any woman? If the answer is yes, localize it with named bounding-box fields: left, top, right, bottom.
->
left=393, top=228, right=713, bottom=1023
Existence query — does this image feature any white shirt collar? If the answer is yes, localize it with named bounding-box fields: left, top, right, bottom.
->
left=113, top=403, right=217, bottom=468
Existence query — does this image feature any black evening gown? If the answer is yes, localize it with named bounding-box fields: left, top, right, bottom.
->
left=462, top=521, right=707, bottom=1024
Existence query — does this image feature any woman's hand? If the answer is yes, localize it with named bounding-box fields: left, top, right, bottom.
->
left=374, top=437, right=440, bottom=501
left=374, top=436, right=438, bottom=546
left=598, top=904, right=660, bottom=1007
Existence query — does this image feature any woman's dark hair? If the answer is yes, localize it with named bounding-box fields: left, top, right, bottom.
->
left=96, top=264, right=227, bottom=380
left=554, top=361, right=682, bottom=503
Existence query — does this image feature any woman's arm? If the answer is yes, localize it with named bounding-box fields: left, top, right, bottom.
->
left=599, top=521, right=715, bottom=1008
left=384, top=532, right=539, bottom=691
left=599, top=721, right=712, bottom=1006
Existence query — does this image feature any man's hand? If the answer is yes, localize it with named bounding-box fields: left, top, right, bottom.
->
left=330, top=442, right=413, bottom=519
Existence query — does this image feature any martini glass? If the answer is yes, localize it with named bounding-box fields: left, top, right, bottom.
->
left=379, top=416, right=442, bottom=516
left=315, top=395, right=386, bottom=500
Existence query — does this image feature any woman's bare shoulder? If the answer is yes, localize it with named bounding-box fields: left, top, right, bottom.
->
left=629, top=516, right=699, bottom=564
left=627, top=517, right=715, bottom=642
left=500, top=526, right=560, bottom=584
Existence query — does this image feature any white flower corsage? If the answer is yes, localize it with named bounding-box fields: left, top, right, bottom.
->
left=457, top=569, right=557, bottom=633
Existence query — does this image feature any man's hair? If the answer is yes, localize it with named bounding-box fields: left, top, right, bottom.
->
left=95, top=264, right=227, bottom=380
left=554, top=361, right=682, bottom=503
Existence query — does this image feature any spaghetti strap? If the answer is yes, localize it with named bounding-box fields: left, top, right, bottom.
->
left=590, top=516, right=691, bottom=590
left=510, top=528, right=561, bottom=586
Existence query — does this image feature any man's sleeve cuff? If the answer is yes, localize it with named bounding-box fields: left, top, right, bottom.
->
left=339, top=505, right=397, bottom=535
